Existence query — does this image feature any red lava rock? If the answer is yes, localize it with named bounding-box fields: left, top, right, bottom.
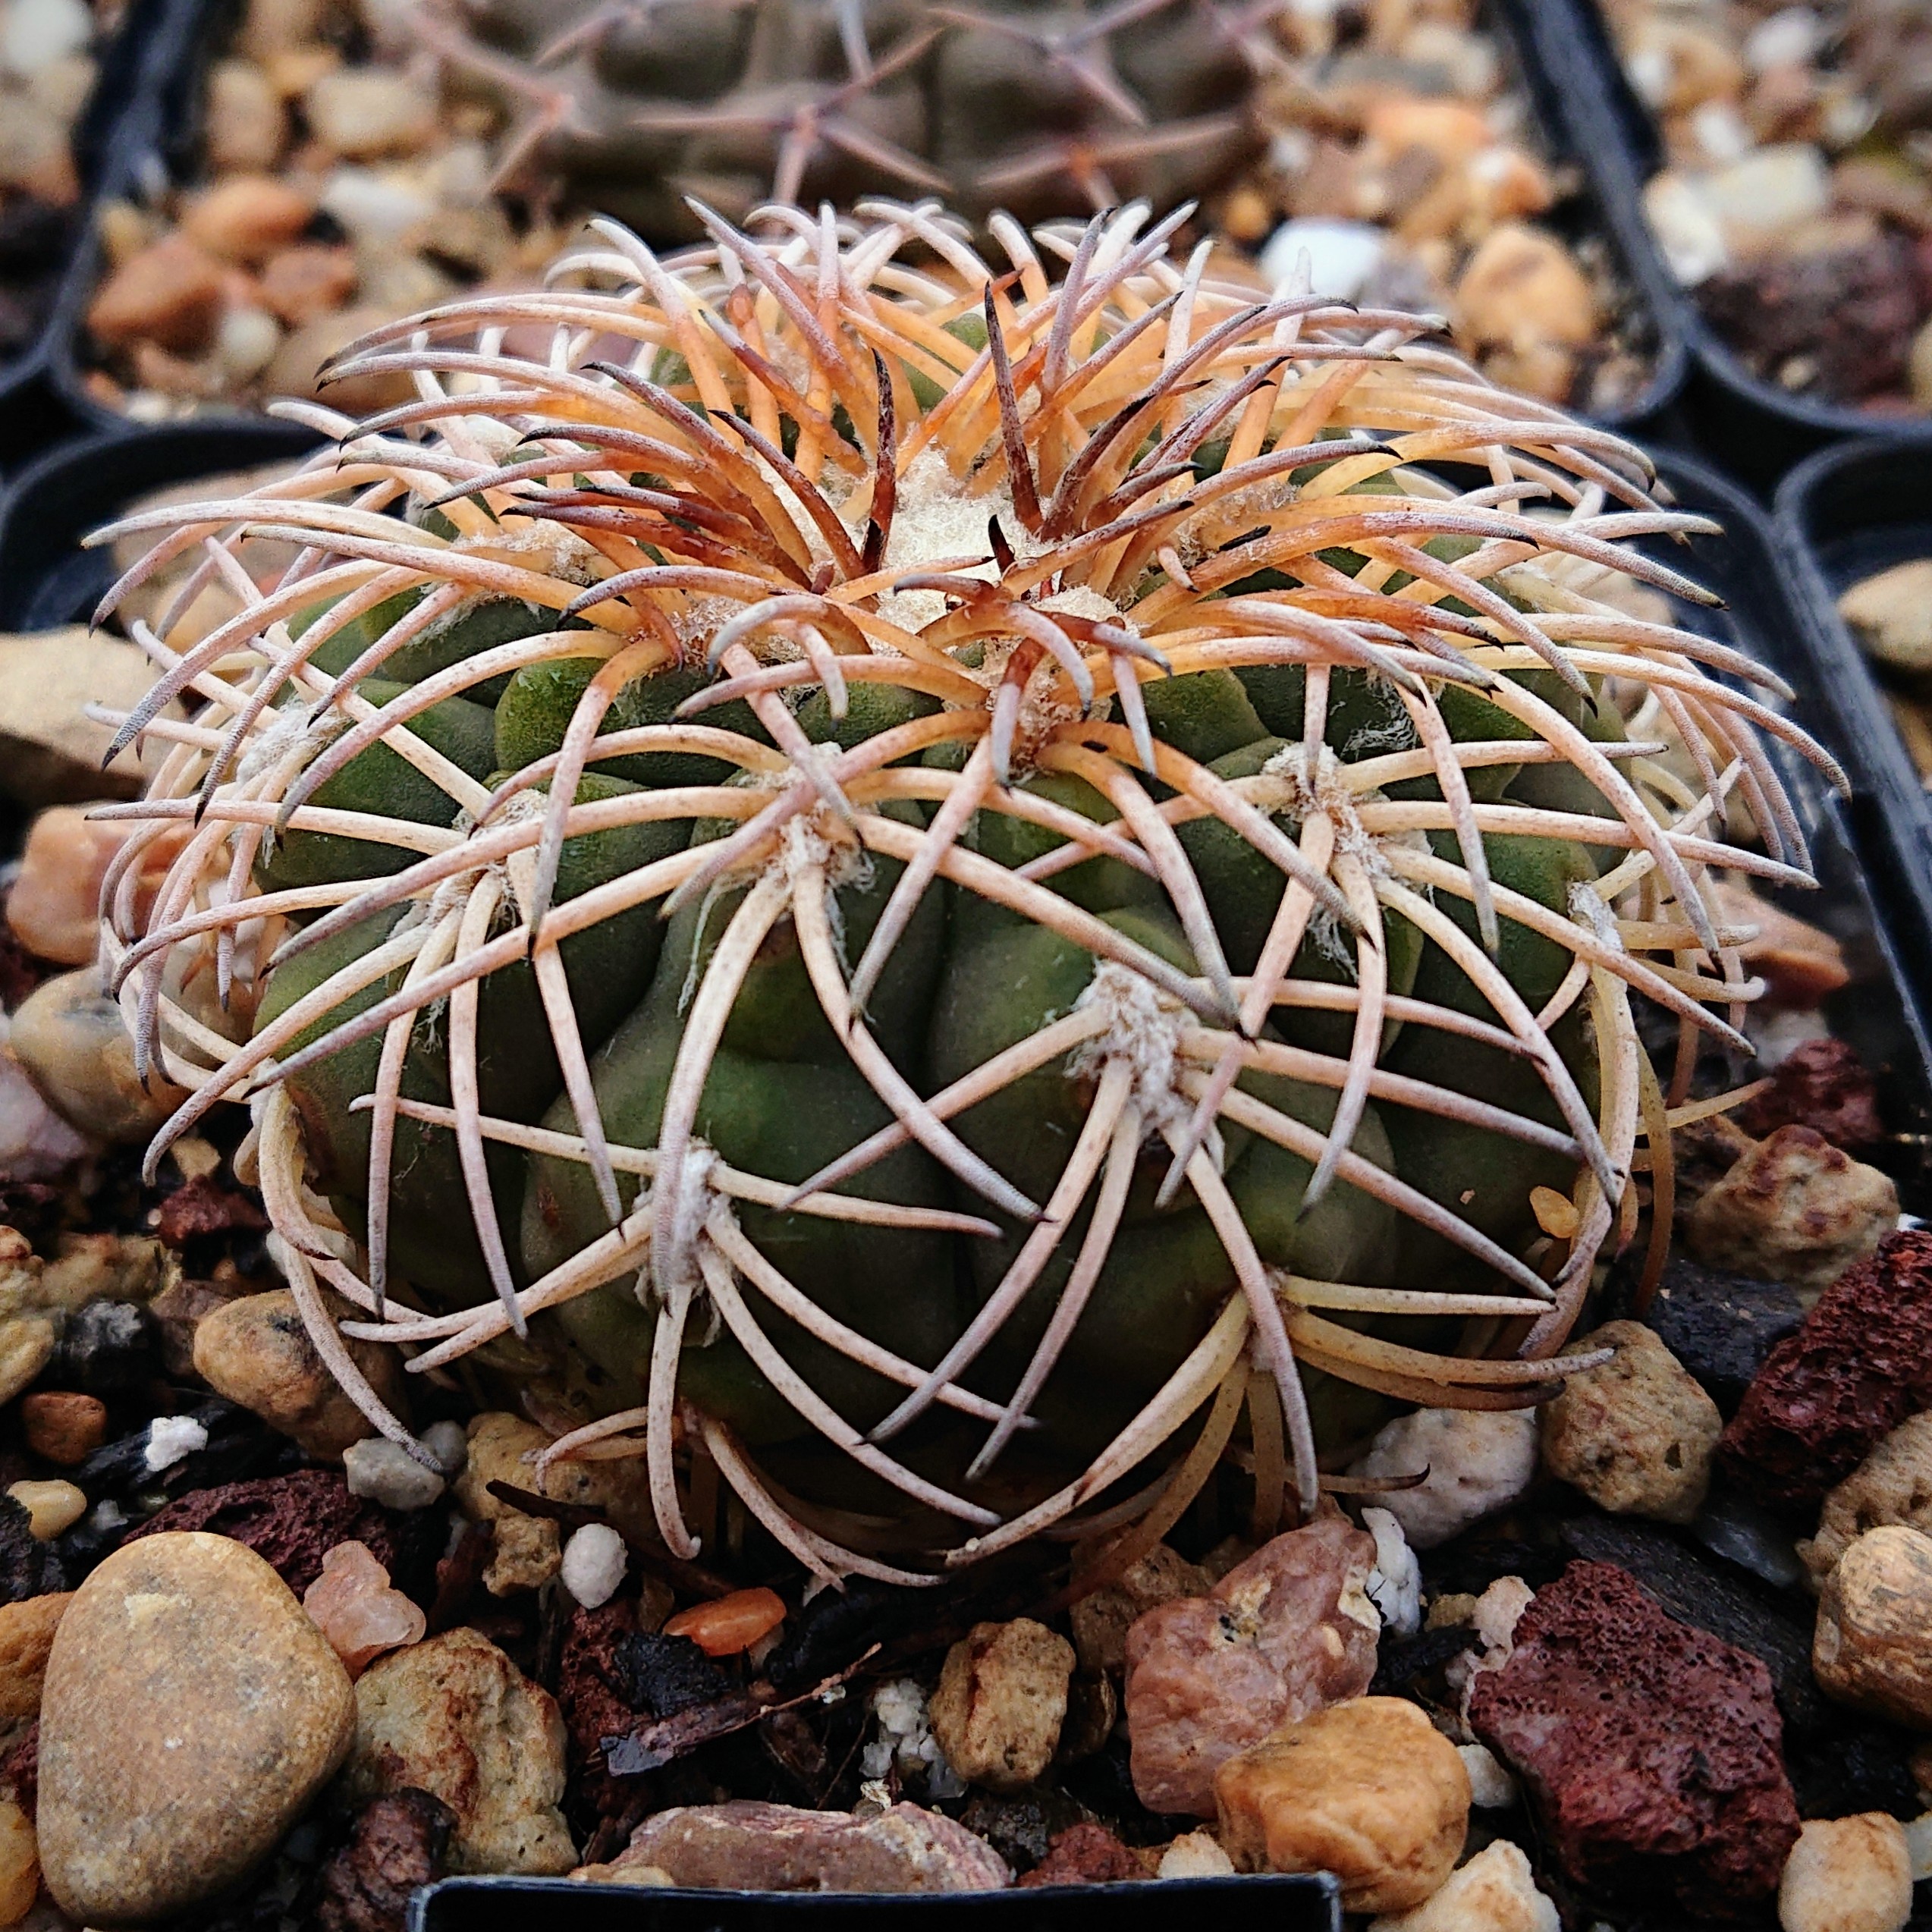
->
left=1469, top=1560, right=1798, bottom=1920
left=1014, top=1824, right=1144, bottom=1888
left=559, top=1598, right=643, bottom=1815
left=1, top=1723, right=36, bottom=1820
left=1719, top=1229, right=1932, bottom=1518
left=154, top=1175, right=267, bottom=1248
left=314, top=1789, right=456, bottom=1932
left=1123, top=1509, right=1378, bottom=1817
left=126, top=1469, right=401, bottom=1596
left=1736, top=1038, right=1885, bottom=1151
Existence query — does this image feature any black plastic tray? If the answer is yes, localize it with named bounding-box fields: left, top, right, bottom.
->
left=1774, top=438, right=1932, bottom=1051
left=0, top=416, right=319, bottom=630
left=407, top=1873, right=1341, bottom=1932
left=1629, top=448, right=1932, bottom=1202
left=44, top=0, right=1689, bottom=438
left=0, top=0, right=185, bottom=473
left=1542, top=0, right=1932, bottom=491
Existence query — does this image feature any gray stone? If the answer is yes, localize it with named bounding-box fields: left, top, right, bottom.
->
left=1628, top=1257, right=1805, bottom=1415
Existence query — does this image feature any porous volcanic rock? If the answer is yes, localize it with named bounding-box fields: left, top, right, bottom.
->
left=1468, top=1560, right=1799, bottom=1918
left=1720, top=1230, right=1932, bottom=1518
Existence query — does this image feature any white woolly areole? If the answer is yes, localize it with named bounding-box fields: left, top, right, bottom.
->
left=646, top=1138, right=721, bottom=1311
left=1068, top=962, right=1202, bottom=1147
left=235, top=699, right=348, bottom=788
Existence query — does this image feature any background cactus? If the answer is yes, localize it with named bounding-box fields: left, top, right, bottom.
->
left=94, top=199, right=1834, bottom=1581
left=424, top=0, right=1258, bottom=232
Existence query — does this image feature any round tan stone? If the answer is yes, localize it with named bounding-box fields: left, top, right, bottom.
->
left=37, top=1531, right=355, bottom=1924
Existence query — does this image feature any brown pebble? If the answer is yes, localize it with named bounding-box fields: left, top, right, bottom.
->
left=18, top=1395, right=105, bottom=1468
left=86, top=234, right=226, bottom=355
left=178, top=175, right=314, bottom=266
left=259, top=243, right=358, bottom=325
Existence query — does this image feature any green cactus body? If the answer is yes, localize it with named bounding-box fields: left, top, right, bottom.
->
left=115, top=205, right=1811, bottom=1575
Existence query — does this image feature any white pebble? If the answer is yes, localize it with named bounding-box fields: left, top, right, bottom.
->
left=1690, top=101, right=1751, bottom=164
left=1350, top=1408, right=1538, bottom=1549
left=1363, top=1505, right=1423, bottom=1635
left=1458, top=1742, right=1517, bottom=1809
left=1371, top=1839, right=1557, bottom=1930
left=1259, top=218, right=1387, bottom=303
left=0, top=1014, right=92, bottom=1181
left=317, top=164, right=435, bottom=246
left=1745, top=7, right=1821, bottom=74
left=1, top=0, right=91, bottom=77
left=420, top=1418, right=467, bottom=1475
left=143, top=1414, right=208, bottom=1472
left=215, top=305, right=281, bottom=383
left=1158, top=1831, right=1235, bottom=1879
left=1779, top=1814, right=1912, bottom=1932
left=1905, top=1812, right=1932, bottom=1884
left=1643, top=172, right=1729, bottom=287
left=559, top=1522, right=627, bottom=1609
left=343, top=1435, right=446, bottom=1511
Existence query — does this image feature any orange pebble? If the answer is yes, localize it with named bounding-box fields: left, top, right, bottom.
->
left=664, top=1586, right=787, bottom=1658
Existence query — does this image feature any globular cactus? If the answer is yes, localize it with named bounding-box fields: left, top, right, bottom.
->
left=424, top=0, right=1256, bottom=234
left=96, top=199, right=1836, bottom=1582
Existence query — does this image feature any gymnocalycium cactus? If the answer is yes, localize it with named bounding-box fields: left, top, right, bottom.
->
left=423, top=0, right=1258, bottom=233
left=96, top=199, right=1834, bottom=1583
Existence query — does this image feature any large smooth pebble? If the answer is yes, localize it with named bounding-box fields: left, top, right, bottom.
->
left=37, top=1531, right=355, bottom=1924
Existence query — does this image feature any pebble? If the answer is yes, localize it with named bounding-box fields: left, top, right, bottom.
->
left=259, top=242, right=358, bottom=325
left=1778, top=1814, right=1912, bottom=1932
left=262, top=302, right=414, bottom=413
left=0, top=1799, right=33, bottom=1927
left=205, top=58, right=286, bottom=173
left=1910, top=1811, right=1932, bottom=1881
left=6, top=807, right=121, bottom=965
left=1458, top=1742, right=1516, bottom=1809
left=864, top=1679, right=961, bottom=1797
left=193, top=1288, right=405, bottom=1459
left=1802, top=1413, right=1932, bottom=1588
left=1215, top=1695, right=1469, bottom=1912
left=1069, top=1541, right=1206, bottom=1674
left=588, top=1800, right=1009, bottom=1892
left=8, top=966, right=184, bottom=1143
left=302, top=1539, right=423, bottom=1676
left=1453, top=223, right=1597, bottom=402
left=0, top=629, right=161, bottom=807
left=1370, top=1839, right=1558, bottom=1932
left=663, top=1585, right=786, bottom=1658
left=1258, top=217, right=1387, bottom=300
left=1720, top=1229, right=1932, bottom=1516
left=1125, top=1511, right=1379, bottom=1817
left=1157, top=1831, right=1234, bottom=1879
left=1840, top=560, right=1932, bottom=676
left=1814, top=1526, right=1932, bottom=1728
left=1737, top=1037, right=1885, bottom=1150
left=1469, top=1560, right=1799, bottom=1916
left=929, top=1618, right=1075, bottom=1794
left=421, top=1418, right=467, bottom=1476
left=86, top=234, right=228, bottom=356
left=1540, top=1321, right=1723, bottom=1523
left=1692, top=1484, right=1806, bottom=1591
left=0, top=1315, right=53, bottom=1408
left=58, top=1299, right=156, bottom=1393
left=316, top=165, right=436, bottom=247
left=1362, top=1506, right=1422, bottom=1635
left=313, top=1788, right=455, bottom=1930
left=4, top=1482, right=82, bottom=1541
left=0, top=0, right=89, bottom=75
left=1349, top=1407, right=1538, bottom=1548
left=36, top=1532, right=355, bottom=1923
left=0, top=1590, right=70, bottom=1723
left=558, top=1523, right=626, bottom=1610
left=39, top=1233, right=162, bottom=1312
left=1638, top=1256, right=1805, bottom=1415
left=177, top=174, right=314, bottom=265
left=342, top=1434, right=445, bottom=1512
left=1689, top=1125, right=1897, bottom=1297
left=1701, top=143, right=1831, bottom=250
left=304, top=70, right=437, bottom=159
left=214, top=304, right=282, bottom=384
left=343, top=1626, right=575, bottom=1874
left=143, top=1413, right=209, bottom=1472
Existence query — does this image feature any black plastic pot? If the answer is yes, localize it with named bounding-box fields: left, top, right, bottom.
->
left=1631, top=448, right=1932, bottom=1199
left=0, top=0, right=185, bottom=473
left=0, top=415, right=320, bottom=630
left=46, top=0, right=1689, bottom=437
left=407, top=1873, right=1342, bottom=1932
left=1541, top=0, right=1932, bottom=492
left=1774, top=438, right=1932, bottom=1040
